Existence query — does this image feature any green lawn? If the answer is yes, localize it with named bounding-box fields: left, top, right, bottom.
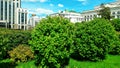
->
left=67, top=55, right=120, bottom=68
left=0, top=55, right=120, bottom=68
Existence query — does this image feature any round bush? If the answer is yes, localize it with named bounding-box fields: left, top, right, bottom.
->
left=29, top=16, right=75, bottom=68
left=111, top=19, right=120, bottom=31
left=72, top=18, right=118, bottom=61
left=8, top=44, right=34, bottom=63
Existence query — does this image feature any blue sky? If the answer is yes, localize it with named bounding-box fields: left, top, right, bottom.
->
left=21, top=0, right=117, bottom=17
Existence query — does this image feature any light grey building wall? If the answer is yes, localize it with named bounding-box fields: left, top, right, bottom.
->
left=0, top=0, right=28, bottom=30
left=16, top=8, right=28, bottom=30
left=50, top=10, right=84, bottom=23
left=82, top=1, right=120, bottom=21
left=28, top=15, right=41, bottom=29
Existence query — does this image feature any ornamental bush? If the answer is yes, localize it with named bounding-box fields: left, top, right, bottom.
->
left=29, top=16, right=75, bottom=68
left=0, top=28, right=31, bottom=59
left=8, top=44, right=34, bottom=63
left=72, top=18, right=118, bottom=61
left=111, top=19, right=120, bottom=31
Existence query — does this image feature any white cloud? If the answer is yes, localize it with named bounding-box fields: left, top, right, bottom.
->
left=22, top=0, right=47, bottom=2
left=58, top=4, right=64, bottom=7
left=78, top=0, right=88, bottom=5
left=40, top=0, right=47, bottom=3
left=78, top=0, right=86, bottom=1
left=50, top=4, right=54, bottom=6
left=28, top=8, right=54, bottom=16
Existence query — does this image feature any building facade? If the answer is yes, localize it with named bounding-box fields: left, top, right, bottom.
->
left=0, top=0, right=28, bottom=30
left=82, top=1, right=120, bottom=21
left=50, top=1, right=120, bottom=23
left=28, top=14, right=41, bottom=29
left=50, top=10, right=84, bottom=23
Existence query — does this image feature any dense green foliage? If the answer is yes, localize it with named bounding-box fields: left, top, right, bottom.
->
left=111, top=19, right=120, bottom=31
left=98, top=4, right=111, bottom=20
left=72, top=18, right=118, bottom=61
left=0, top=28, right=31, bottom=60
left=109, top=32, right=120, bottom=55
left=8, top=44, right=34, bottom=63
left=29, top=16, right=75, bottom=68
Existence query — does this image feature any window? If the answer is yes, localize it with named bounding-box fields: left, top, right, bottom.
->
left=17, top=3, right=19, bottom=7
left=112, top=12, right=115, bottom=15
left=21, top=13, right=24, bottom=23
left=1, top=1, right=3, bottom=20
left=5, top=1, right=7, bottom=20
left=117, top=11, right=120, bottom=14
left=9, top=1, right=11, bottom=22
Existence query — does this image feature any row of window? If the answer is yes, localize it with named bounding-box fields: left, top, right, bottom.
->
left=84, top=14, right=98, bottom=18
left=112, top=11, right=120, bottom=15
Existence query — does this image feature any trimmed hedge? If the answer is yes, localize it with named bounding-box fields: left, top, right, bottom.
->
left=0, top=28, right=31, bottom=59
left=72, top=18, right=118, bottom=61
left=29, top=16, right=75, bottom=68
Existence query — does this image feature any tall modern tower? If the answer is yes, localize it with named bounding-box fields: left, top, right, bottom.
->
left=0, top=0, right=28, bottom=30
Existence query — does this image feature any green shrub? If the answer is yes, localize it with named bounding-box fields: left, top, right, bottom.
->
left=8, top=44, right=34, bottom=63
left=109, top=44, right=120, bottom=55
left=111, top=19, right=120, bottom=31
left=72, top=18, right=118, bottom=61
left=29, top=16, right=75, bottom=68
left=0, top=28, right=31, bottom=59
left=109, top=34, right=120, bottom=55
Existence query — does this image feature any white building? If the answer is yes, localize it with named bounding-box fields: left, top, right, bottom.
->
left=16, top=8, right=28, bottom=30
left=50, top=1, right=120, bottom=23
left=0, top=0, right=28, bottom=30
left=50, top=10, right=84, bottom=23
left=28, top=14, right=41, bottom=29
left=82, top=1, right=120, bottom=21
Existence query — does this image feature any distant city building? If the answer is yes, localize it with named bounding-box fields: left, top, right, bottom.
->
left=50, top=1, right=120, bottom=23
left=0, top=0, right=28, bottom=30
left=82, top=1, right=120, bottom=21
left=50, top=10, right=84, bottom=23
left=28, top=14, right=41, bottom=29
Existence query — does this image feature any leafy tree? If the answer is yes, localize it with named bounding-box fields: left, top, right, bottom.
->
left=29, top=16, right=75, bottom=68
left=111, top=19, right=120, bottom=31
left=98, top=4, right=111, bottom=20
left=72, top=18, right=118, bottom=61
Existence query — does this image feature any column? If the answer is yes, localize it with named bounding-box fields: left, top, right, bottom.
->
left=19, top=10, right=22, bottom=29
left=11, top=1, right=13, bottom=28
left=7, top=1, right=9, bottom=28
left=24, top=12, right=26, bottom=30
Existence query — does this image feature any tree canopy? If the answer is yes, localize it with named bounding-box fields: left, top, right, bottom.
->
left=98, top=4, right=111, bottom=20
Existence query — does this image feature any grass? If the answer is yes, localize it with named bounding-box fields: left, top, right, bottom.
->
left=0, top=55, right=120, bottom=68
left=67, top=55, right=120, bottom=68
left=16, top=61, right=36, bottom=68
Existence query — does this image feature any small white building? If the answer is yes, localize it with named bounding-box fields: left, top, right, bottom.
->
left=28, top=14, right=41, bottom=29
left=50, top=10, right=84, bottom=23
